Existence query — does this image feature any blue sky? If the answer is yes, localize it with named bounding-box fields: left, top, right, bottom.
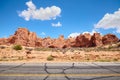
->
left=0, top=0, right=120, bottom=38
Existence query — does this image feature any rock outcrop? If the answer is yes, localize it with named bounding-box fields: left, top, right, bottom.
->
left=90, top=33, right=103, bottom=47
left=7, top=28, right=37, bottom=47
left=42, top=37, right=53, bottom=48
left=0, top=38, right=8, bottom=45
left=64, top=37, right=76, bottom=48
left=72, top=33, right=91, bottom=47
left=52, top=35, right=65, bottom=48
left=102, top=34, right=119, bottom=45
left=0, top=28, right=119, bottom=48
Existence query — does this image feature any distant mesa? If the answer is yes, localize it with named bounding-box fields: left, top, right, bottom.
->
left=0, top=28, right=119, bottom=48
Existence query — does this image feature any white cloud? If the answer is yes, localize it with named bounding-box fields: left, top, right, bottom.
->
left=40, top=32, right=46, bottom=35
left=95, top=8, right=120, bottom=33
left=51, top=22, right=62, bottom=27
left=68, top=32, right=80, bottom=38
left=26, top=0, right=36, bottom=10
left=82, top=29, right=98, bottom=35
left=19, top=1, right=61, bottom=21
left=68, top=30, right=101, bottom=38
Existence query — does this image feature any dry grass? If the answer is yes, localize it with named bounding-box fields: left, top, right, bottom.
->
left=0, top=45, right=120, bottom=62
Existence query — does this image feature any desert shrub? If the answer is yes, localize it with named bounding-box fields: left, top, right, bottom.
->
left=86, top=58, right=90, bottom=61
left=117, top=43, right=120, bottom=47
left=0, top=46, right=6, bottom=49
left=98, top=59, right=111, bottom=62
left=108, top=46, right=113, bottom=49
left=113, top=58, right=119, bottom=61
left=18, top=56, right=24, bottom=60
left=47, top=55, right=54, bottom=61
left=34, top=48, right=52, bottom=51
left=13, top=45, right=22, bottom=50
left=25, top=47, right=33, bottom=51
left=84, top=49, right=91, bottom=52
left=62, top=49, right=68, bottom=54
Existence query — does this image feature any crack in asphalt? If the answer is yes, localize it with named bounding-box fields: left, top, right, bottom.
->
left=44, top=63, right=49, bottom=74
left=43, top=63, right=49, bottom=80
left=0, top=63, right=25, bottom=73
left=88, top=76, right=114, bottom=80
left=43, top=63, right=75, bottom=80
left=63, top=63, right=75, bottom=80
left=0, top=63, right=120, bottom=80
left=92, top=63, right=120, bottom=74
left=43, top=75, right=49, bottom=80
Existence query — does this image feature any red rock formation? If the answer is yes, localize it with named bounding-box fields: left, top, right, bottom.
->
left=35, top=38, right=42, bottom=47
left=27, top=32, right=37, bottom=47
left=73, top=33, right=92, bottom=47
left=102, top=34, right=119, bottom=45
left=7, top=36, right=16, bottom=44
left=7, top=28, right=37, bottom=47
left=7, top=28, right=28, bottom=46
left=51, top=35, right=65, bottom=48
left=0, top=28, right=119, bottom=48
left=90, top=33, right=103, bottom=47
left=64, top=37, right=76, bottom=48
left=42, top=37, right=53, bottom=48
left=0, top=38, right=8, bottom=45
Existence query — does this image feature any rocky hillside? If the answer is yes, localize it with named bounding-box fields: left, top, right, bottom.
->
left=0, top=28, right=119, bottom=48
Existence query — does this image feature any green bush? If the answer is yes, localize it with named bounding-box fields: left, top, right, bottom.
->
left=13, top=45, right=22, bottom=50
left=47, top=55, right=54, bottom=61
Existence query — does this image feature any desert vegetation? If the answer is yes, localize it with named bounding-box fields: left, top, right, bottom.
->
left=13, top=44, right=23, bottom=50
left=0, top=43, right=120, bottom=62
left=47, top=55, right=54, bottom=61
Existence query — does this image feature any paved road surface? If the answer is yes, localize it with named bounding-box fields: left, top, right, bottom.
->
left=0, top=62, right=120, bottom=80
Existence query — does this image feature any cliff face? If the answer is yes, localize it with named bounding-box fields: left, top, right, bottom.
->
left=72, top=33, right=91, bottom=47
left=0, top=28, right=119, bottom=48
left=102, top=34, right=119, bottom=45
left=7, top=28, right=37, bottom=47
left=90, top=33, right=103, bottom=47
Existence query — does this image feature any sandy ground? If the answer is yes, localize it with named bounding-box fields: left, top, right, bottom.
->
left=0, top=46, right=120, bottom=63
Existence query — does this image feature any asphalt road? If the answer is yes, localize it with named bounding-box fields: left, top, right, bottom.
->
left=0, top=62, right=120, bottom=80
